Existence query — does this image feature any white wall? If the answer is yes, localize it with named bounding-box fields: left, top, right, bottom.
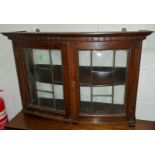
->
left=0, top=24, right=155, bottom=121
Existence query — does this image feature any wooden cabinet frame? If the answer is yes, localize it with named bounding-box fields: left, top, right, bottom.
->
left=2, top=31, right=152, bottom=127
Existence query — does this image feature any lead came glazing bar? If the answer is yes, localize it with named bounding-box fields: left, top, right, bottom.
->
left=112, top=50, right=116, bottom=105
left=93, top=94, right=112, bottom=97
left=49, top=50, right=56, bottom=109
left=37, top=89, right=53, bottom=93
left=90, top=50, right=94, bottom=113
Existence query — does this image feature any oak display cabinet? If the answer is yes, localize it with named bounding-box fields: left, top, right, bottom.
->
left=2, top=30, right=152, bottom=128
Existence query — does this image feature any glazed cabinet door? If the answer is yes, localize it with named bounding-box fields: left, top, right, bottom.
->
left=13, top=42, right=70, bottom=119
left=69, top=41, right=140, bottom=123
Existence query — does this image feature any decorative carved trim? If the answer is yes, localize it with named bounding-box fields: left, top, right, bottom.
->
left=4, top=35, right=147, bottom=42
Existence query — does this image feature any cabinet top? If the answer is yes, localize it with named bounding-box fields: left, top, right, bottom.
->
left=2, top=31, right=153, bottom=42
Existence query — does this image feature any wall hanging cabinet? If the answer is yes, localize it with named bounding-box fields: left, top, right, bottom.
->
left=2, top=30, right=152, bottom=127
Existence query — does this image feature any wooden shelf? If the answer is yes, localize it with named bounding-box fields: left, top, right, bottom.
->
left=28, top=65, right=126, bottom=86
left=32, top=98, right=64, bottom=111
left=80, top=101, right=124, bottom=115
left=29, top=64, right=63, bottom=84
left=31, top=97, right=124, bottom=115
left=79, top=66, right=126, bottom=86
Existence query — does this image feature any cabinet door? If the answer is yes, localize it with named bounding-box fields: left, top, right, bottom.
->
left=78, top=49, right=127, bottom=115
left=13, top=42, right=69, bottom=117
left=69, top=41, right=136, bottom=122
left=24, top=49, right=65, bottom=111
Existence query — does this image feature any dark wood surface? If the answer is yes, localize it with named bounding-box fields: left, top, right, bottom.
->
left=5, top=111, right=155, bottom=130
left=2, top=31, right=153, bottom=38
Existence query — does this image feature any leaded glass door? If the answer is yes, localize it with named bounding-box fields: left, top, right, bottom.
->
left=78, top=49, right=128, bottom=115
left=23, top=48, right=66, bottom=113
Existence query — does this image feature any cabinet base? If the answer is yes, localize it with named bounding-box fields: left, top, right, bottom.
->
left=23, top=109, right=135, bottom=127
left=5, top=111, right=155, bottom=130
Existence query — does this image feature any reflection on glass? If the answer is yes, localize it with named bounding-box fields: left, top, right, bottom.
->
left=79, top=50, right=128, bottom=115
left=23, top=49, right=64, bottom=111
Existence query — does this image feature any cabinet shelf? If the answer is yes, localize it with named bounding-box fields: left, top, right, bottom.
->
left=29, top=65, right=126, bottom=86
left=79, top=66, right=126, bottom=86
left=32, top=98, right=124, bottom=115
left=29, top=64, right=63, bottom=84
left=32, top=98, right=64, bottom=110
left=80, top=101, right=124, bottom=115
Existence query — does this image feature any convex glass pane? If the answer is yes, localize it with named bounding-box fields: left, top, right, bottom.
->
left=78, top=50, right=128, bottom=115
left=23, top=48, right=64, bottom=111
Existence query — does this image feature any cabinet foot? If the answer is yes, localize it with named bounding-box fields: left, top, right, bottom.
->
left=129, top=121, right=136, bottom=127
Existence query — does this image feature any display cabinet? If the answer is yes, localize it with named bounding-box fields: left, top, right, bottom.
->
left=2, top=30, right=152, bottom=127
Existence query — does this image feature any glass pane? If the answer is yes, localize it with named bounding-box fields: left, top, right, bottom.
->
left=23, top=48, right=64, bottom=112
left=78, top=50, right=128, bottom=115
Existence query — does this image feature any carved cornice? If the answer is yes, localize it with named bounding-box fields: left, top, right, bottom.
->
left=2, top=31, right=153, bottom=42
left=2, top=35, right=147, bottom=42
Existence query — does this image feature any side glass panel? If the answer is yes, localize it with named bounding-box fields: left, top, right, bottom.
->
left=78, top=50, right=128, bottom=115
left=23, top=49, right=64, bottom=112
